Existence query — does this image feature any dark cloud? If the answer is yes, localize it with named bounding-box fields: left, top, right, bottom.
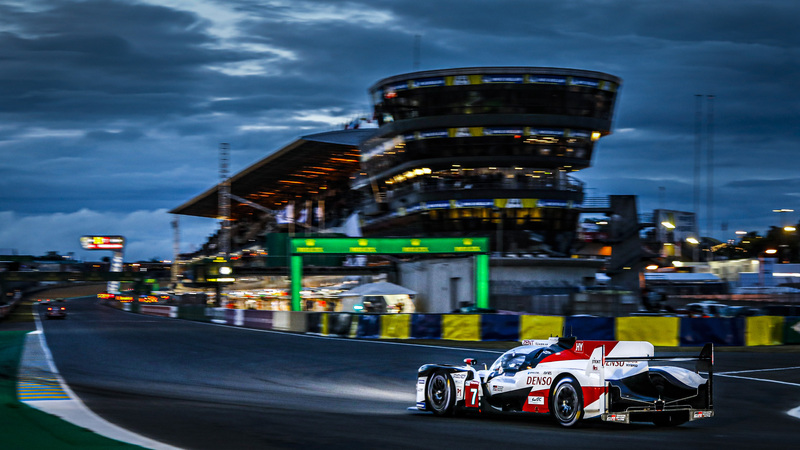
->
left=1, top=0, right=798, bottom=260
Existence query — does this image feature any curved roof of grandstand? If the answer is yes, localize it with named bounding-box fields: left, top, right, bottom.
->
left=170, top=128, right=376, bottom=219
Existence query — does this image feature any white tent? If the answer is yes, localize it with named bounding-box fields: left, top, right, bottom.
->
left=337, top=282, right=416, bottom=313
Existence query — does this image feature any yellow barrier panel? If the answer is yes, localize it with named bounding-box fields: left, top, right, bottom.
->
left=616, top=317, right=679, bottom=346
left=519, top=315, right=564, bottom=340
left=746, top=316, right=784, bottom=346
left=321, top=313, right=329, bottom=336
left=442, top=315, right=480, bottom=341
left=381, top=314, right=411, bottom=339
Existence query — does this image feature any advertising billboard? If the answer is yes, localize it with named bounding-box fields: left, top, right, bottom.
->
left=80, top=235, right=125, bottom=250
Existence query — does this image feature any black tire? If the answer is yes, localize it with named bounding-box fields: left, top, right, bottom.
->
left=653, top=413, right=689, bottom=427
left=550, top=376, right=583, bottom=427
left=426, top=371, right=456, bottom=416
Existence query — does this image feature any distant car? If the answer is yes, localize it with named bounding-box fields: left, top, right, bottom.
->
left=45, top=305, right=67, bottom=319
left=722, top=306, right=763, bottom=318
left=415, top=337, right=714, bottom=427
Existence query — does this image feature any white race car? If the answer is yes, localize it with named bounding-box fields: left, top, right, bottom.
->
left=416, top=337, right=713, bottom=427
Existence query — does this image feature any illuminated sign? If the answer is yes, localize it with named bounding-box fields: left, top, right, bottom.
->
left=80, top=235, right=125, bottom=250
left=291, top=237, right=489, bottom=255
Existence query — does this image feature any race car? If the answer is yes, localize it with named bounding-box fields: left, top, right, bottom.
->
left=45, top=305, right=67, bottom=319
left=415, top=336, right=713, bottom=427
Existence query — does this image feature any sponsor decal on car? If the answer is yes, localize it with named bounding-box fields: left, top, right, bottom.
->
left=526, top=376, right=553, bottom=387
left=527, top=396, right=545, bottom=405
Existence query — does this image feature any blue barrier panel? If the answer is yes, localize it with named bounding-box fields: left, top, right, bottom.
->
left=410, top=314, right=442, bottom=339
left=306, top=312, right=322, bottom=334
left=680, top=317, right=745, bottom=346
left=481, top=314, right=520, bottom=341
left=357, top=314, right=381, bottom=338
left=564, top=316, right=615, bottom=340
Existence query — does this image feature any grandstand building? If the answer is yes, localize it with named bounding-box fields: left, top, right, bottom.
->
left=170, top=67, right=624, bottom=312
left=356, top=67, right=620, bottom=254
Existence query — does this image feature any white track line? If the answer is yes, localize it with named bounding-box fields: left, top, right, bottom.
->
left=716, top=365, right=800, bottom=420
left=29, top=305, right=182, bottom=449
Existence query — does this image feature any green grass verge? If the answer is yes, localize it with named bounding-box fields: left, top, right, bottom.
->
left=0, top=330, right=145, bottom=449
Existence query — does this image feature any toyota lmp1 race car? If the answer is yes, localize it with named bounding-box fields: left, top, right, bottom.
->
left=415, top=337, right=714, bottom=427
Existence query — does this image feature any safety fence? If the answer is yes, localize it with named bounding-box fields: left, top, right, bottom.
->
left=105, top=300, right=800, bottom=346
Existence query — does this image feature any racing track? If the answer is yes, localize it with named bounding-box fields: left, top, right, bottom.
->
left=38, top=297, right=800, bottom=449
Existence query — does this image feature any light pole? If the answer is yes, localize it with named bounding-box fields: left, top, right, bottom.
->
left=773, top=209, right=794, bottom=228
left=687, top=237, right=700, bottom=262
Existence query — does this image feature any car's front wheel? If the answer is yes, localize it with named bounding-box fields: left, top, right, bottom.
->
left=426, top=371, right=455, bottom=416
left=550, top=376, right=583, bottom=427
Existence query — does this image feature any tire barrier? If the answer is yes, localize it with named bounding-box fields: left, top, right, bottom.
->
left=116, top=299, right=800, bottom=346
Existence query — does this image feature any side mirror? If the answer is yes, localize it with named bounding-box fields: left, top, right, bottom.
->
left=464, top=358, right=477, bottom=366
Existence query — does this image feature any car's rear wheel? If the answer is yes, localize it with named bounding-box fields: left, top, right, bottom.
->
left=426, top=371, right=455, bottom=416
left=550, top=376, right=583, bottom=427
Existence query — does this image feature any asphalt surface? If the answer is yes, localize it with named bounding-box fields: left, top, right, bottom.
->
left=36, top=297, right=800, bottom=449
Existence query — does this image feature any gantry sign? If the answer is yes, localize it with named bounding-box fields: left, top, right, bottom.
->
left=80, top=235, right=125, bottom=294
left=289, top=237, right=490, bottom=311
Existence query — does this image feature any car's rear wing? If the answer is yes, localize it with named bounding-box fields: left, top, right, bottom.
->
left=604, top=343, right=714, bottom=373
left=604, top=343, right=714, bottom=409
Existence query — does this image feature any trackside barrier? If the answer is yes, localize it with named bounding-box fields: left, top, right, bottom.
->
left=616, top=317, right=680, bottom=347
left=411, top=314, right=442, bottom=339
left=140, top=305, right=177, bottom=318
left=177, top=305, right=210, bottom=322
left=106, top=300, right=800, bottom=346
left=381, top=314, right=411, bottom=339
left=680, top=317, right=745, bottom=347
left=784, top=317, right=800, bottom=345
left=481, top=314, right=520, bottom=341
left=356, top=314, right=380, bottom=338
left=519, top=315, right=563, bottom=341
left=745, top=316, right=783, bottom=346
left=564, top=316, right=615, bottom=340
left=442, top=315, right=480, bottom=341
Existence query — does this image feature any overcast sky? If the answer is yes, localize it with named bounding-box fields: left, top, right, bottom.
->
left=1, top=0, right=799, bottom=261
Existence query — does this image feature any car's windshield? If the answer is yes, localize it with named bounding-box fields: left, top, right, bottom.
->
left=489, top=345, right=561, bottom=374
